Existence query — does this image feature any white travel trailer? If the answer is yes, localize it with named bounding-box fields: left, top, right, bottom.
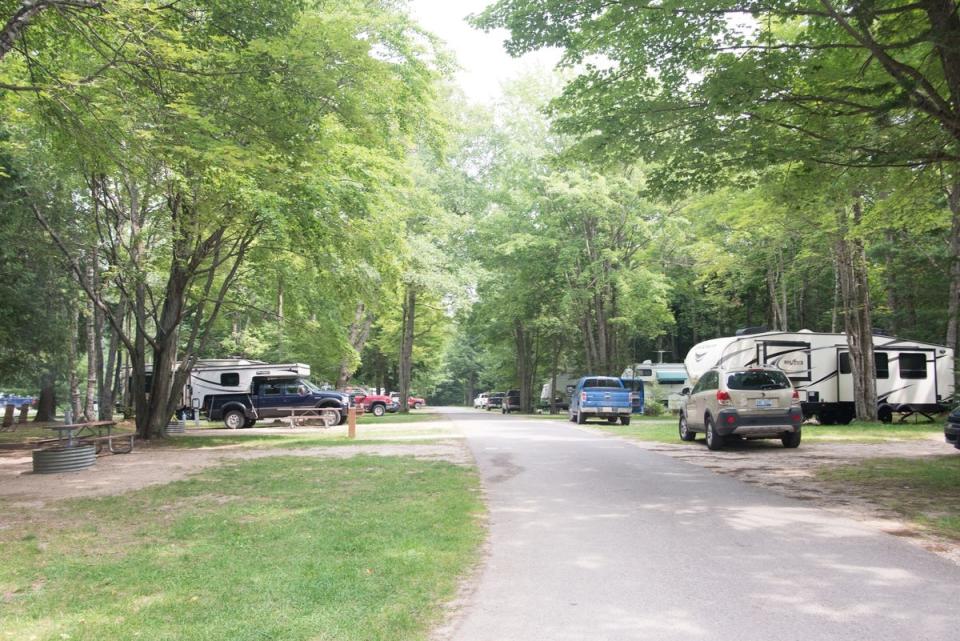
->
left=620, top=361, right=690, bottom=405
left=684, top=330, right=955, bottom=424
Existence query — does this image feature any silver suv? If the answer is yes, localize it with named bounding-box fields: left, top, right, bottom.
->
left=678, top=366, right=803, bottom=450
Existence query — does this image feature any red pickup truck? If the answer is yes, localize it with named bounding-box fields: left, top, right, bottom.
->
left=342, top=387, right=399, bottom=417
left=390, top=392, right=425, bottom=409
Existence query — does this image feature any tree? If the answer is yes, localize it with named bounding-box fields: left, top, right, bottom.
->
left=7, top=0, right=442, bottom=436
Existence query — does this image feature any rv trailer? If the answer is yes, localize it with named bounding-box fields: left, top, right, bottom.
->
left=684, top=330, right=954, bottom=424
left=620, top=361, right=690, bottom=406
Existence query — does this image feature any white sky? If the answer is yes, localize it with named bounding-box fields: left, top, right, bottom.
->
left=408, top=0, right=561, bottom=104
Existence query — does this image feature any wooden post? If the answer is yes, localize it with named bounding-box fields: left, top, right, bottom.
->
left=2, top=404, right=14, bottom=428
left=348, top=406, right=357, bottom=439
left=18, top=403, right=29, bottom=424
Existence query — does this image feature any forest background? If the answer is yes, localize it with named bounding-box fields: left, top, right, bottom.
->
left=1, top=0, right=957, bottom=435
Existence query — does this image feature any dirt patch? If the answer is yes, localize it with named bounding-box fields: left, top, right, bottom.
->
left=0, top=439, right=472, bottom=513
left=628, top=435, right=960, bottom=564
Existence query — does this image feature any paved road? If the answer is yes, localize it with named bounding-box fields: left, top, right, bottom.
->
left=444, top=407, right=959, bottom=641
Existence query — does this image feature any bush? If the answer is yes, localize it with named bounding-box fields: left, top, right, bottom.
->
left=643, top=400, right=666, bottom=417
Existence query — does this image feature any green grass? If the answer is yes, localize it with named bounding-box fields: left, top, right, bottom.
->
left=577, top=415, right=944, bottom=445
left=0, top=455, right=484, bottom=641
left=357, top=412, right=443, bottom=424
left=817, top=456, right=960, bottom=540
left=158, top=435, right=445, bottom=450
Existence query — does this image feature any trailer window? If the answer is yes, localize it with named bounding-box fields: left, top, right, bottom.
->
left=874, top=353, right=889, bottom=379
left=839, top=353, right=851, bottom=374
left=220, top=373, right=240, bottom=386
left=899, top=353, right=927, bottom=379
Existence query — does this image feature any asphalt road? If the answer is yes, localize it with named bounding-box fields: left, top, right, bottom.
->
left=443, top=407, right=959, bottom=641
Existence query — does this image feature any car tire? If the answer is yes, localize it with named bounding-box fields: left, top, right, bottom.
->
left=679, top=415, right=696, bottom=441
left=576, top=410, right=586, bottom=425
left=781, top=428, right=802, bottom=448
left=371, top=404, right=386, bottom=417
left=568, top=409, right=576, bottom=422
left=705, top=416, right=724, bottom=451
left=414, top=402, right=422, bottom=409
left=223, top=410, right=245, bottom=430
left=620, top=416, right=630, bottom=426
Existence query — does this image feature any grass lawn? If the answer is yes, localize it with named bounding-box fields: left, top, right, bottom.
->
left=0, top=455, right=483, bottom=641
left=817, top=456, right=960, bottom=540
left=579, top=416, right=945, bottom=445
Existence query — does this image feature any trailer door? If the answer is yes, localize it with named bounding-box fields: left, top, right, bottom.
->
left=837, top=349, right=854, bottom=402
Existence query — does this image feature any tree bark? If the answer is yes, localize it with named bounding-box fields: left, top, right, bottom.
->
left=945, top=182, right=960, bottom=354
left=398, top=286, right=416, bottom=413
left=67, top=308, right=82, bottom=422
left=83, top=251, right=97, bottom=421
left=34, top=371, right=56, bottom=422
left=836, top=198, right=878, bottom=421
left=336, top=302, right=374, bottom=388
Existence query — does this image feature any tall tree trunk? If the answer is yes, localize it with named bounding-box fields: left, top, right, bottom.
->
left=885, top=230, right=900, bottom=336
left=336, top=302, right=374, bottom=388
left=68, top=308, right=82, bottom=422
left=83, top=249, right=97, bottom=421
left=836, top=199, right=878, bottom=421
left=945, top=183, right=960, bottom=355
left=276, top=275, right=284, bottom=360
left=398, top=286, right=416, bottom=413
left=549, top=341, right=561, bottom=414
left=100, top=304, right=122, bottom=421
left=34, top=371, right=56, bottom=422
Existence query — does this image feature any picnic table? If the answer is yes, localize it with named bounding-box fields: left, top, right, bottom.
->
left=44, top=421, right=135, bottom=454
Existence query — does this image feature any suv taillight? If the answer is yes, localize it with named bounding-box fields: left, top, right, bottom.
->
left=716, top=390, right=732, bottom=405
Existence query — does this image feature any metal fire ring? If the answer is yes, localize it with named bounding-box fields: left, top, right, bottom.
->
left=32, top=445, right=96, bottom=474
left=165, top=420, right=186, bottom=435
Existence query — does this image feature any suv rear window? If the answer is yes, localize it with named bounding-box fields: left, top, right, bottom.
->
left=726, top=370, right=790, bottom=390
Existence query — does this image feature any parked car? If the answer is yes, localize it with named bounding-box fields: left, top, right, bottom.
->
left=945, top=406, right=960, bottom=449
left=678, top=366, right=803, bottom=450
left=486, top=392, right=505, bottom=411
left=207, top=377, right=350, bottom=429
left=473, top=392, right=489, bottom=409
left=501, top=389, right=521, bottom=414
left=389, top=392, right=426, bottom=409
left=343, top=387, right=399, bottom=417
left=568, top=376, right=634, bottom=425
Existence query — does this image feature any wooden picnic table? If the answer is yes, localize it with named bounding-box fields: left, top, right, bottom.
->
left=44, top=421, right=134, bottom=454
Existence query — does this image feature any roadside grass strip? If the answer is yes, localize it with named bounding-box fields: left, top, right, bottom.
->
left=0, top=456, right=484, bottom=641
left=817, top=456, right=960, bottom=540
left=583, top=416, right=944, bottom=444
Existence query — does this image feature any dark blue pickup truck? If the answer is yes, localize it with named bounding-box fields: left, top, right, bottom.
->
left=206, top=377, right=350, bottom=429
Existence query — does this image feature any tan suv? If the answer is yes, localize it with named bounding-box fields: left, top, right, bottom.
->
left=678, top=366, right=803, bottom=450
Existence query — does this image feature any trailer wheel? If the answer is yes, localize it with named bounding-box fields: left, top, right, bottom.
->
left=223, top=410, right=245, bottom=430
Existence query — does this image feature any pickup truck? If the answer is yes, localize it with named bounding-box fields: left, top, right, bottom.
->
left=390, top=392, right=425, bottom=409
left=568, top=376, right=634, bottom=425
left=343, top=388, right=399, bottom=416
left=206, top=377, right=350, bottom=429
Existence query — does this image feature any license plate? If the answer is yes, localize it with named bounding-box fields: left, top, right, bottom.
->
left=755, top=399, right=773, bottom=408
left=601, top=406, right=613, bottom=413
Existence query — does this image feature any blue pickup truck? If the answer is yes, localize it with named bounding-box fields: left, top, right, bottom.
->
left=206, top=377, right=350, bottom=429
left=568, top=376, right=635, bottom=425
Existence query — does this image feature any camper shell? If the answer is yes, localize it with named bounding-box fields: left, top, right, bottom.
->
left=685, top=330, right=954, bottom=424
